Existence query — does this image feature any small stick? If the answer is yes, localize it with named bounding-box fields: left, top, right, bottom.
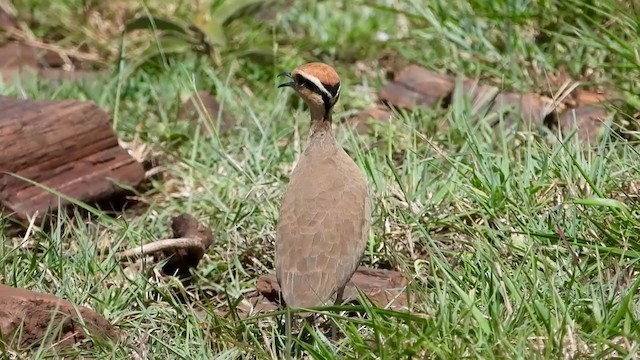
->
left=115, top=237, right=203, bottom=261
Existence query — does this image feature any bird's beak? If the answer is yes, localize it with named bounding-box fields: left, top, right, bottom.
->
left=277, top=71, right=294, bottom=88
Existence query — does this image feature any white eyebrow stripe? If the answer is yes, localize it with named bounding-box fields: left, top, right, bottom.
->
left=296, top=70, right=332, bottom=98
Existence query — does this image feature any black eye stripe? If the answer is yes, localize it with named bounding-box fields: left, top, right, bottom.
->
left=294, top=74, right=322, bottom=94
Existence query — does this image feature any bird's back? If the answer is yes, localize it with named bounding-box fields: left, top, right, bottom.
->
left=275, top=142, right=370, bottom=308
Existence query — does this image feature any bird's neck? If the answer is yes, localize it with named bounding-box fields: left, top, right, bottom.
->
left=308, top=107, right=334, bottom=140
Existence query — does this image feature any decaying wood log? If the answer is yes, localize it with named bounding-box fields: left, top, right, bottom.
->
left=0, top=96, right=145, bottom=222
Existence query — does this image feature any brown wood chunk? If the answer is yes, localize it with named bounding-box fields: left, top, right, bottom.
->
left=178, top=91, right=235, bottom=135
left=393, top=64, right=455, bottom=99
left=557, top=105, right=609, bottom=143
left=0, top=284, right=118, bottom=348
left=344, top=105, right=393, bottom=134
left=379, top=82, right=431, bottom=108
left=254, top=267, right=411, bottom=312
left=379, top=65, right=455, bottom=109
left=0, top=96, right=145, bottom=222
left=461, top=79, right=551, bottom=127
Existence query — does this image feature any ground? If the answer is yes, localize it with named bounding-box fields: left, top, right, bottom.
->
left=1, top=0, right=639, bottom=358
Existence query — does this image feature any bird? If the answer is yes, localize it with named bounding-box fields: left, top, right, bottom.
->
left=275, top=62, right=371, bottom=328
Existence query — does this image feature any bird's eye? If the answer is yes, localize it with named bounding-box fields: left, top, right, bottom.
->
left=293, top=74, right=306, bottom=87
left=294, top=75, right=315, bottom=90
left=300, top=78, right=314, bottom=89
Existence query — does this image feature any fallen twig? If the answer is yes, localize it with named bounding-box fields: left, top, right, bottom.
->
left=115, top=237, right=204, bottom=261
left=113, top=214, right=214, bottom=279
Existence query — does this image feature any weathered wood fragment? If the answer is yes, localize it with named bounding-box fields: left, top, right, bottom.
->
left=344, top=105, right=393, bottom=134
left=0, top=96, right=145, bottom=221
left=379, top=64, right=455, bottom=108
left=0, top=284, right=118, bottom=348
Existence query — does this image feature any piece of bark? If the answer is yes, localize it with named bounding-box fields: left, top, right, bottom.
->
left=379, top=82, right=433, bottom=109
left=0, top=284, right=118, bottom=349
left=178, top=91, right=235, bottom=135
left=379, top=65, right=454, bottom=109
left=255, top=267, right=411, bottom=312
left=344, top=105, right=393, bottom=134
left=0, top=96, right=145, bottom=222
left=557, top=105, right=609, bottom=143
left=461, top=79, right=552, bottom=127
left=393, top=65, right=455, bottom=101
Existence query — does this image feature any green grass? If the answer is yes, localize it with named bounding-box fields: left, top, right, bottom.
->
left=1, top=0, right=640, bottom=358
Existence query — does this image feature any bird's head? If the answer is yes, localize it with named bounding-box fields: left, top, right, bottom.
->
left=278, top=62, right=341, bottom=120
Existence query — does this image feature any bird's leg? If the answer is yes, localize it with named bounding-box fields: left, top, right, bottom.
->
left=332, top=286, right=345, bottom=341
left=285, top=308, right=292, bottom=360
left=285, top=310, right=317, bottom=359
